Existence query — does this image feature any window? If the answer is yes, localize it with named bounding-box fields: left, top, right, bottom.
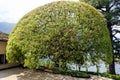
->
left=0, top=54, right=7, bottom=64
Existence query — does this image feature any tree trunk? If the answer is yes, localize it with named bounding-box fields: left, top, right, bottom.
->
left=86, top=66, right=88, bottom=72
left=54, top=60, right=59, bottom=68
left=109, top=55, right=116, bottom=74
left=96, top=64, right=100, bottom=73
left=107, top=23, right=116, bottom=74
left=78, top=65, right=81, bottom=71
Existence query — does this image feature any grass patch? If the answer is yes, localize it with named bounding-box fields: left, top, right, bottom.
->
left=52, top=68, right=90, bottom=78
left=83, top=71, right=120, bottom=80
left=99, top=73, right=120, bottom=80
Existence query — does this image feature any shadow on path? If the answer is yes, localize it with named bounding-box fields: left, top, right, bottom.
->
left=0, top=67, right=24, bottom=79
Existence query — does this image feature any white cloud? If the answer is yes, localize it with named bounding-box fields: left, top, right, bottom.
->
left=0, top=0, right=79, bottom=23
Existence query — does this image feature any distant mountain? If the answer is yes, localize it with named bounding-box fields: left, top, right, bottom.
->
left=0, top=22, right=16, bottom=34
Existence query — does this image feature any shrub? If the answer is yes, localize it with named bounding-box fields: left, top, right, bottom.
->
left=52, top=68, right=90, bottom=78
left=6, top=1, right=112, bottom=69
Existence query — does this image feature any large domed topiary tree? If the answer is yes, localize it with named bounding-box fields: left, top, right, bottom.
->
left=6, top=1, right=112, bottom=69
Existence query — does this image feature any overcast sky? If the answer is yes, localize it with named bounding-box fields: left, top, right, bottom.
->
left=0, top=0, right=78, bottom=23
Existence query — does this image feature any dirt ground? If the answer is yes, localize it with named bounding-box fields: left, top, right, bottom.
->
left=0, top=67, right=113, bottom=80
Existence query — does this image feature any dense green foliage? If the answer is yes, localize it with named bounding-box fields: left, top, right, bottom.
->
left=80, top=0, right=120, bottom=74
left=79, top=0, right=120, bottom=26
left=6, top=1, right=112, bottom=69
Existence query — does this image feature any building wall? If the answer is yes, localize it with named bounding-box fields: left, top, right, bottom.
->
left=0, top=41, right=7, bottom=54
left=0, top=41, right=7, bottom=64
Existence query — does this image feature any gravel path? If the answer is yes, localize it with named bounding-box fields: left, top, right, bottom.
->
left=0, top=67, right=113, bottom=80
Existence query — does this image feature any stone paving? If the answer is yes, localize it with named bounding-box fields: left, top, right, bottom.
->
left=0, top=67, right=113, bottom=80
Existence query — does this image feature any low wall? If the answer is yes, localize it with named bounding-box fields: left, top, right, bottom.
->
left=0, top=63, right=20, bottom=70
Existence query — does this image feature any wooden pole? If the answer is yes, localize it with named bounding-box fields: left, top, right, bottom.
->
left=3, top=54, right=5, bottom=64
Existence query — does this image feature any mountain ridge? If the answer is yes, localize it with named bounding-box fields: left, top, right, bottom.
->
left=0, top=22, right=16, bottom=34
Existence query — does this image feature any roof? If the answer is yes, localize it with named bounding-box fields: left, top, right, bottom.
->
left=0, top=38, right=8, bottom=41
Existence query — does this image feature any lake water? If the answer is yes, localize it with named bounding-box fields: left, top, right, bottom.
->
left=35, top=57, right=120, bottom=74
left=70, top=62, right=120, bottom=74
